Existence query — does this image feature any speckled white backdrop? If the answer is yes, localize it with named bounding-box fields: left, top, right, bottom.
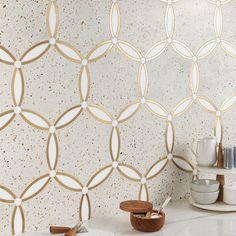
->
left=0, top=0, right=236, bottom=235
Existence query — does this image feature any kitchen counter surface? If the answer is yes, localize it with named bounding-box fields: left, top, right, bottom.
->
left=19, top=201, right=236, bottom=236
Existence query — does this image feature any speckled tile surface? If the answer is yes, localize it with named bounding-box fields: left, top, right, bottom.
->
left=89, top=48, right=138, bottom=115
left=119, top=108, right=166, bottom=174
left=22, top=48, right=81, bottom=121
left=0, top=0, right=236, bottom=235
left=147, top=47, right=191, bottom=109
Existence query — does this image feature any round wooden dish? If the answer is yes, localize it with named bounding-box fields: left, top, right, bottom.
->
left=130, top=211, right=165, bottom=232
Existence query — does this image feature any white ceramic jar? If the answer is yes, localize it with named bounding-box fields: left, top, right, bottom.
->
left=224, top=182, right=236, bottom=205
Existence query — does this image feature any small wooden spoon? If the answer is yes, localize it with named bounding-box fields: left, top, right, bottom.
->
left=50, top=226, right=71, bottom=234
left=65, top=227, right=77, bottom=236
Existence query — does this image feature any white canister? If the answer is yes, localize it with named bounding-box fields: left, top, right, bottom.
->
left=223, top=182, right=236, bottom=205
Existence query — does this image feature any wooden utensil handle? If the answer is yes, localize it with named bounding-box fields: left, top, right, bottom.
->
left=50, top=226, right=71, bottom=234
left=65, top=228, right=77, bottom=236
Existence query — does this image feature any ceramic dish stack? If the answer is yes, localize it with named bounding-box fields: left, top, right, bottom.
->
left=191, top=179, right=219, bottom=205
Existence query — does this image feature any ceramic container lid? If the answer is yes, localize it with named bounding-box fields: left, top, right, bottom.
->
left=120, top=200, right=153, bottom=213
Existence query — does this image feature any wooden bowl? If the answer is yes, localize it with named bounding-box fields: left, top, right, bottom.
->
left=130, top=211, right=165, bottom=232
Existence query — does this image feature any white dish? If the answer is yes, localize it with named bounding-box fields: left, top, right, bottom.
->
left=190, top=200, right=236, bottom=212
left=191, top=179, right=219, bottom=193
left=191, top=189, right=219, bottom=205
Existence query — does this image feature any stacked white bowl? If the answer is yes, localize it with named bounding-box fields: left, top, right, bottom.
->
left=191, top=179, right=219, bottom=205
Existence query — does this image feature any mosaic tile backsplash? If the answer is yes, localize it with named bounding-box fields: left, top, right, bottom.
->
left=1, top=0, right=236, bottom=234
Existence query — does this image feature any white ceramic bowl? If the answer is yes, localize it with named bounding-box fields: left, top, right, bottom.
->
left=191, top=179, right=219, bottom=193
left=224, top=184, right=236, bottom=205
left=191, top=189, right=219, bottom=205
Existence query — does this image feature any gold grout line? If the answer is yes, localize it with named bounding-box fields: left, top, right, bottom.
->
left=79, top=194, right=91, bottom=221
left=54, top=40, right=84, bottom=63
left=87, top=103, right=113, bottom=124
left=138, top=183, right=149, bottom=201
left=117, top=163, right=142, bottom=182
left=0, top=110, right=15, bottom=131
left=11, top=68, right=25, bottom=107
left=109, top=2, right=121, bottom=38
left=20, top=174, right=50, bottom=202
left=0, top=185, right=16, bottom=203
left=79, top=66, right=91, bottom=102
left=214, top=116, right=223, bottom=143
left=116, top=100, right=141, bottom=123
left=87, top=165, right=113, bottom=190
left=54, top=172, right=83, bottom=192
left=11, top=206, right=25, bottom=235
left=20, top=109, right=50, bottom=131
left=145, top=157, right=168, bottom=180
left=0, top=45, right=16, bottom=64
left=46, top=0, right=59, bottom=38
left=87, top=40, right=113, bottom=63
left=137, top=64, right=149, bottom=98
left=172, top=155, right=194, bottom=173
left=20, top=41, right=51, bottom=65
left=165, top=121, right=175, bottom=154
left=109, top=127, right=121, bottom=162
left=220, top=93, right=236, bottom=113
left=46, top=133, right=59, bottom=170
left=54, top=105, right=82, bottom=129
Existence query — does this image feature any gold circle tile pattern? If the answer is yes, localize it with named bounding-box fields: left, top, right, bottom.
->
left=0, top=0, right=236, bottom=234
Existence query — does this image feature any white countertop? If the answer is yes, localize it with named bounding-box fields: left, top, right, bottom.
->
left=19, top=201, right=236, bottom=236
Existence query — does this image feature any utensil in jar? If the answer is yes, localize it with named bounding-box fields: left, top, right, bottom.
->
left=157, top=196, right=171, bottom=215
